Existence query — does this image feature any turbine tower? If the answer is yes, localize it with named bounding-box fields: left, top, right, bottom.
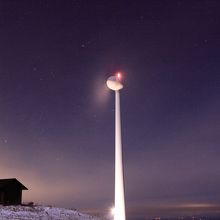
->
left=106, top=73, right=126, bottom=220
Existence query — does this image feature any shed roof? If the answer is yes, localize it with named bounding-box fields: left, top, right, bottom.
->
left=0, top=178, right=28, bottom=190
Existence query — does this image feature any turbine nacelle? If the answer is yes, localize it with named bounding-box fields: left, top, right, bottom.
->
left=106, top=73, right=123, bottom=91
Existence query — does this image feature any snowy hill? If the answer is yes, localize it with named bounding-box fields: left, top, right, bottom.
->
left=0, top=205, right=101, bottom=220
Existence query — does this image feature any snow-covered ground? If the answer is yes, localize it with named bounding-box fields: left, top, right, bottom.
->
left=0, top=205, right=101, bottom=220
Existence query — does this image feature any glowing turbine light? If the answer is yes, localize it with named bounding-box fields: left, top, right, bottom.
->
left=110, top=207, right=115, bottom=216
left=117, top=72, right=121, bottom=80
left=106, top=73, right=126, bottom=220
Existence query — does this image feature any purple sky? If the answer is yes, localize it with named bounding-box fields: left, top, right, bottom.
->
left=0, top=0, right=220, bottom=218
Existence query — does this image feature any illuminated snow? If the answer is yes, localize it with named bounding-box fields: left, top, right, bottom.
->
left=0, top=205, right=100, bottom=220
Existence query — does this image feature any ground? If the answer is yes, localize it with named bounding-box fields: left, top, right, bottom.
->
left=0, top=205, right=101, bottom=220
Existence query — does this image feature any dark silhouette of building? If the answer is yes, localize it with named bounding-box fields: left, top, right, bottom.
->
left=0, top=178, right=28, bottom=205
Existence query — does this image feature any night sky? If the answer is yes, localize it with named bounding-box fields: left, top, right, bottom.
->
left=0, top=0, right=220, bottom=219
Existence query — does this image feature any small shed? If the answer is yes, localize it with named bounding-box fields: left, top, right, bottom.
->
left=0, top=178, right=28, bottom=205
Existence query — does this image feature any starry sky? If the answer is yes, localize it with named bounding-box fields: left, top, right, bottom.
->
left=0, top=0, right=220, bottom=219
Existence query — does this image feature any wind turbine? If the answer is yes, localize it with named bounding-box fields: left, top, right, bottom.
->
left=106, top=72, right=126, bottom=220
